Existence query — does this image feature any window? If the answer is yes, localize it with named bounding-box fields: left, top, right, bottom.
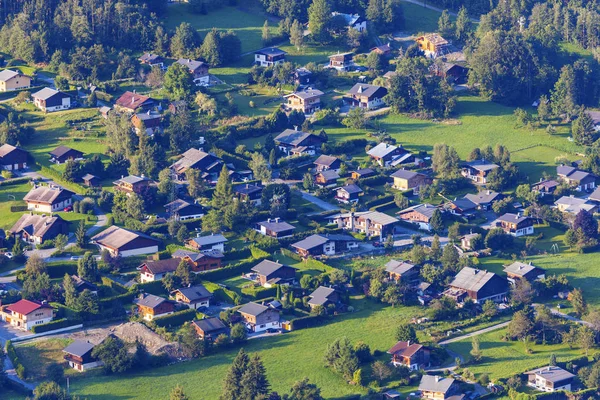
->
left=259, top=324, right=265, bottom=328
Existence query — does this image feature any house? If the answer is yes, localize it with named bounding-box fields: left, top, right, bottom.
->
left=284, top=89, right=324, bottom=114
left=293, top=67, right=312, bottom=85
left=307, top=286, right=339, bottom=309
left=49, top=146, right=84, bottom=164
left=328, top=52, right=354, bottom=71
left=445, top=197, right=477, bottom=216
left=114, top=91, right=155, bottom=112
left=461, top=160, right=500, bottom=184
left=1, top=299, right=53, bottom=331
left=164, top=199, right=205, bottom=221
left=170, top=148, right=224, bottom=182
left=71, top=275, right=98, bottom=293
left=526, top=366, right=575, bottom=392
left=237, top=302, right=280, bottom=333
left=329, top=211, right=399, bottom=238
left=0, top=144, right=28, bottom=170
left=460, top=233, right=481, bottom=251
left=9, top=213, right=69, bottom=245
left=234, top=183, right=263, bottom=206
left=32, top=88, right=71, bottom=112
left=387, top=341, right=430, bottom=370
left=192, top=317, right=228, bottom=340
left=554, top=195, right=597, bottom=214
left=82, top=174, right=100, bottom=188
left=0, top=69, right=31, bottom=91
left=557, top=165, right=596, bottom=191
left=99, top=106, right=111, bottom=119
left=351, top=168, right=375, bottom=179
left=385, top=260, right=419, bottom=282
left=134, top=293, right=175, bottom=321
left=345, top=83, right=388, bottom=110
left=335, top=184, right=363, bottom=204
left=251, top=260, right=297, bottom=287
left=315, top=170, right=340, bottom=187
left=172, top=249, right=223, bottom=272
left=391, top=169, right=432, bottom=193
left=138, top=258, right=181, bottom=283
left=256, top=219, right=296, bottom=239
left=493, top=213, right=534, bottom=237
left=397, top=204, right=438, bottom=231
left=416, top=34, right=450, bottom=57
left=432, top=62, right=469, bottom=83
left=254, top=48, right=287, bottom=67
left=331, top=11, right=366, bottom=31
left=291, top=233, right=359, bottom=257
left=589, top=187, right=600, bottom=203
left=187, top=233, right=227, bottom=252
left=92, top=226, right=159, bottom=257
left=314, top=155, right=341, bottom=173
left=275, top=129, right=325, bottom=156
left=63, top=340, right=103, bottom=372
left=445, top=267, right=508, bottom=304
left=24, top=186, right=74, bottom=213
left=176, top=58, right=209, bottom=84
left=464, top=190, right=502, bottom=210
left=367, top=143, right=405, bottom=167
left=139, top=53, right=164, bottom=68
left=112, top=174, right=151, bottom=196
left=418, top=375, right=457, bottom=399
left=371, top=43, right=392, bottom=56
left=131, top=110, right=162, bottom=135
left=172, top=285, right=213, bottom=309
left=504, top=261, right=546, bottom=284
left=532, top=179, right=560, bottom=197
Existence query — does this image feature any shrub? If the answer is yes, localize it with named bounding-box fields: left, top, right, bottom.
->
left=30, top=318, right=76, bottom=333
left=153, top=308, right=197, bottom=328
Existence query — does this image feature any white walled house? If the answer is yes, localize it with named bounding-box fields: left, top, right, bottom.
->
left=92, top=226, right=159, bottom=257
left=23, top=186, right=74, bottom=213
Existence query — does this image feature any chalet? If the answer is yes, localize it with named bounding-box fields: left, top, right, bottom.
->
left=192, top=317, right=228, bottom=340
left=24, top=186, right=74, bottom=213
left=391, top=169, right=432, bottom=194
left=504, top=262, right=546, bottom=284
left=445, top=267, right=508, bottom=304
left=230, top=169, right=254, bottom=182
left=590, top=187, right=600, bottom=202
left=114, top=91, right=155, bottom=112
left=493, top=213, right=534, bottom=237
left=256, top=219, right=296, bottom=239
left=237, top=302, right=280, bottom=333
left=63, top=340, right=103, bottom=372
left=397, top=204, right=438, bottom=231
left=328, top=52, right=354, bottom=71
left=32, top=88, right=71, bottom=112
left=315, top=170, right=340, bottom=187
left=557, top=165, right=596, bottom=191
left=172, top=249, right=223, bottom=272
left=385, top=260, right=419, bottom=282
left=99, top=106, right=111, bottom=119
left=113, top=174, right=151, bottom=196
left=0, top=144, right=28, bottom=170
left=138, top=258, right=181, bottom=283
left=419, top=375, right=458, bottom=399
left=307, top=286, right=339, bottom=309
left=345, top=83, right=388, bottom=110
left=329, top=211, right=399, bottom=238
left=293, top=67, right=312, bottom=85
left=532, top=179, right=559, bottom=197
left=0, top=69, right=31, bottom=92
left=92, top=226, right=159, bottom=257
left=314, top=155, right=341, bottom=173
left=367, top=143, right=405, bottom=166
left=461, top=160, right=499, bottom=184
left=526, top=366, right=575, bottom=393
left=234, top=183, right=263, bottom=206
left=331, top=12, right=366, bottom=31
left=138, top=53, right=164, bottom=68
left=251, top=259, right=297, bottom=287
left=187, top=233, right=227, bottom=252
left=254, top=48, right=287, bottom=67
left=132, top=110, right=162, bottom=135
left=82, top=174, right=100, bottom=187
left=335, top=184, right=363, bottom=204
left=432, top=62, right=469, bottom=83
left=464, top=190, right=502, bottom=210
left=49, top=146, right=84, bottom=164
left=134, top=293, right=175, bottom=321
left=416, top=34, right=450, bottom=57
left=9, top=213, right=69, bottom=245
left=351, top=168, right=375, bottom=179
left=554, top=195, right=597, bottom=214
left=291, top=233, right=359, bottom=257
left=371, top=43, right=392, bottom=56
left=172, top=284, right=212, bottom=309
left=460, top=233, right=481, bottom=251
left=177, top=58, right=209, bottom=84
left=1, top=299, right=53, bottom=331
left=164, top=199, right=205, bottom=221
left=284, top=89, right=324, bottom=114
left=445, top=197, right=477, bottom=216
left=387, top=341, right=430, bottom=370
left=71, top=275, right=98, bottom=293
left=275, top=129, right=325, bottom=156
left=170, top=148, right=224, bottom=182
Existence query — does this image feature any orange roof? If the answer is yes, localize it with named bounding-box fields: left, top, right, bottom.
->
left=387, top=341, right=423, bottom=357
left=115, top=91, right=152, bottom=110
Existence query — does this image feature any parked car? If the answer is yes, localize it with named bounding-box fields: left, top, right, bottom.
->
left=70, top=256, right=81, bottom=261
left=63, top=206, right=73, bottom=212
left=373, top=241, right=383, bottom=247
left=2, top=251, right=13, bottom=259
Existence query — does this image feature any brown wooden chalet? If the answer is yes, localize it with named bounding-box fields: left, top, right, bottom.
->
left=251, top=260, right=297, bottom=287
left=315, top=170, right=340, bottom=187
left=176, top=58, right=209, bottom=80
left=112, top=174, right=151, bottom=196
left=0, top=144, right=28, bottom=170
left=275, top=129, right=325, bottom=156
left=114, top=91, right=155, bottom=112
left=237, top=302, right=280, bottom=333
left=291, top=233, right=359, bottom=257
left=371, top=43, right=392, bottom=56
left=385, top=260, right=419, bottom=282
left=63, top=340, right=103, bottom=372
left=416, top=33, right=449, bottom=56
left=9, top=213, right=69, bottom=245
left=493, top=213, right=534, bottom=237
left=345, top=83, right=388, bottom=110
left=91, top=226, right=159, bottom=258
left=328, top=52, right=354, bottom=71
left=172, top=284, right=213, bottom=309
left=503, top=261, right=546, bottom=283
left=139, top=258, right=181, bottom=283
left=351, top=168, right=375, bottom=179
left=557, top=165, right=596, bottom=191
left=256, top=218, right=296, bottom=238
left=284, top=89, right=324, bottom=114
left=132, top=110, right=162, bottom=135
left=419, top=375, right=458, bottom=399
left=170, top=148, right=224, bottom=182
left=172, top=249, right=223, bottom=272
left=444, top=267, right=508, bottom=304
left=307, top=286, right=339, bottom=309
left=49, top=146, right=84, bottom=164
left=461, top=160, right=499, bottom=184
left=134, top=293, right=175, bottom=321
left=192, top=317, right=228, bottom=340
left=387, top=341, right=430, bottom=370
left=314, top=155, right=341, bottom=172
left=335, top=184, right=363, bottom=204
left=367, top=143, right=406, bottom=166
left=82, top=174, right=101, bottom=188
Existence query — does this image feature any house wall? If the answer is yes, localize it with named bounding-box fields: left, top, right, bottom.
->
left=120, top=245, right=159, bottom=258
left=9, top=308, right=53, bottom=331
left=0, top=75, right=31, bottom=91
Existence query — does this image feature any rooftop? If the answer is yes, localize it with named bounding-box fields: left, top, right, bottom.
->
left=348, top=83, right=386, bottom=98
left=140, top=258, right=180, bottom=275
left=450, top=267, right=502, bottom=293
left=6, top=299, right=52, bottom=315
left=258, top=219, right=296, bottom=233
left=24, top=186, right=74, bottom=204
left=314, top=154, right=339, bottom=167
left=251, top=260, right=295, bottom=277
left=175, top=285, right=212, bottom=302
left=92, top=226, right=158, bottom=250
left=368, top=142, right=399, bottom=159
left=418, top=375, right=455, bottom=394
left=63, top=340, right=95, bottom=357
left=526, top=366, right=575, bottom=383
left=191, top=234, right=227, bottom=246
left=192, top=317, right=226, bottom=333
left=134, top=293, right=169, bottom=309
left=238, top=302, right=274, bottom=317
left=503, top=261, right=544, bottom=277
left=308, top=286, right=336, bottom=306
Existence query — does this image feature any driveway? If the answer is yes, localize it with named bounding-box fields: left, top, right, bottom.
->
left=438, top=321, right=510, bottom=345
left=298, top=191, right=339, bottom=212
left=0, top=322, right=36, bottom=391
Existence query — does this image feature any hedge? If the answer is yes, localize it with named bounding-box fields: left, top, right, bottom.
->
left=37, top=164, right=88, bottom=194
left=99, top=291, right=137, bottom=309
left=290, top=314, right=328, bottom=330
left=153, top=308, right=197, bottom=328
left=9, top=205, right=28, bottom=212
left=6, top=340, right=27, bottom=379
left=195, top=256, right=267, bottom=282
left=30, top=318, right=75, bottom=333
left=364, top=194, right=394, bottom=209
left=0, top=177, right=31, bottom=187
left=359, top=174, right=389, bottom=187
left=135, top=280, right=168, bottom=296
left=250, top=246, right=270, bottom=259
left=101, top=276, right=128, bottom=294
left=223, top=247, right=252, bottom=262
left=241, top=285, right=277, bottom=300
left=202, top=281, right=241, bottom=305
left=371, top=201, right=397, bottom=212
left=46, top=262, right=78, bottom=278
left=50, top=302, right=82, bottom=321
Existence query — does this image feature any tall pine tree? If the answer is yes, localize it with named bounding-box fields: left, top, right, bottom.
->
left=212, top=165, right=233, bottom=209
left=221, top=349, right=250, bottom=400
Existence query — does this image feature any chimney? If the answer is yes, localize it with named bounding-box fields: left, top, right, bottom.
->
left=275, top=217, right=280, bottom=223
left=141, top=174, right=145, bottom=178
left=131, top=97, right=135, bottom=105
left=407, top=340, right=410, bottom=346
left=294, top=125, right=298, bottom=131
left=486, top=190, right=491, bottom=195
left=435, top=376, right=441, bottom=382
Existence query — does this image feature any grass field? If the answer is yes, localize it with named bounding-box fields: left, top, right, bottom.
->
left=0, top=182, right=33, bottom=230
left=401, top=1, right=450, bottom=33
left=15, top=338, right=73, bottom=381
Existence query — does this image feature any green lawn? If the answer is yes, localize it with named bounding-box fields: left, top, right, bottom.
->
left=401, top=1, right=451, bottom=33
left=15, top=338, right=73, bottom=381
left=220, top=85, right=282, bottom=117
left=0, top=182, right=33, bottom=230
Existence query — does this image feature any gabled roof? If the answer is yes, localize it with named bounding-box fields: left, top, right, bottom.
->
left=6, top=299, right=52, bottom=315
left=496, top=213, right=530, bottom=224
left=449, top=267, right=501, bottom=293
left=0, top=143, right=26, bottom=158
left=32, top=87, right=67, bottom=101
left=255, top=47, right=287, bottom=57
left=308, top=286, right=336, bottom=306
left=49, top=145, right=83, bottom=158
left=92, top=226, right=158, bottom=250
left=449, top=197, right=477, bottom=211
left=331, top=12, right=363, bottom=26
left=251, top=260, right=295, bottom=277
left=234, top=183, right=263, bottom=196
left=526, top=366, right=575, bottom=383
left=503, top=261, right=544, bottom=277
left=418, top=33, right=449, bottom=46
left=238, top=302, right=275, bottom=317
left=348, top=83, right=387, bottom=98
left=258, top=219, right=296, bottom=233
left=113, top=175, right=150, bottom=185
left=134, top=293, right=170, bottom=309
left=590, top=187, right=600, bottom=202
left=164, top=199, right=204, bottom=213
left=291, top=234, right=330, bottom=251
left=391, top=169, right=422, bottom=180
left=318, top=169, right=340, bottom=181
left=330, top=210, right=399, bottom=226
left=463, top=159, right=499, bottom=172
left=140, top=258, right=180, bottom=275
left=174, top=284, right=212, bottom=302
left=24, top=186, right=75, bottom=205
left=368, top=143, right=399, bottom=159
left=9, top=213, right=67, bottom=239
left=464, top=190, right=501, bottom=205
left=387, top=341, right=424, bottom=357
left=81, top=174, right=98, bottom=181
left=192, top=317, right=226, bottom=333
left=115, top=91, right=152, bottom=110
left=172, top=249, right=224, bottom=261
left=0, top=69, right=20, bottom=82
left=314, top=155, right=339, bottom=167
left=353, top=168, right=375, bottom=176
left=63, top=340, right=95, bottom=357
left=385, top=260, right=417, bottom=275
left=557, top=165, right=577, bottom=177
left=176, top=58, right=208, bottom=72
left=285, top=89, right=324, bottom=100
left=566, top=170, right=593, bottom=182
left=275, top=129, right=322, bottom=146
left=554, top=196, right=595, bottom=213
left=398, top=203, right=437, bottom=219
left=191, top=234, right=227, bottom=246
left=418, top=375, right=455, bottom=394
left=338, top=184, right=362, bottom=194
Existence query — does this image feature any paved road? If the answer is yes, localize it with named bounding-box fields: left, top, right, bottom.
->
left=0, top=324, right=36, bottom=392
left=298, top=190, right=340, bottom=212
left=438, top=321, right=510, bottom=345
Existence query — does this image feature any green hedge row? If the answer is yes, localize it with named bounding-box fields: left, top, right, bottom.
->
left=289, top=314, right=328, bottom=330
left=152, top=308, right=197, bottom=328
left=371, top=201, right=396, bottom=212
left=30, top=318, right=75, bottom=333
left=241, top=285, right=277, bottom=300
left=364, top=194, right=394, bottom=209
left=135, top=280, right=168, bottom=296
left=9, top=205, right=28, bottom=212
left=37, top=165, right=88, bottom=194
left=0, top=177, right=31, bottom=187
left=6, top=340, right=27, bottom=379
left=195, top=256, right=267, bottom=282
left=46, top=262, right=78, bottom=278
left=358, top=174, right=389, bottom=187
left=99, top=291, right=137, bottom=309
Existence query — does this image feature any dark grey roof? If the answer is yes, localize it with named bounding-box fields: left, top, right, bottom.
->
left=251, top=260, right=294, bottom=276
left=450, top=267, right=500, bottom=293
left=418, top=375, right=455, bottom=394
left=590, top=187, right=600, bottom=201
left=234, top=184, right=263, bottom=195
left=175, top=285, right=212, bottom=302
left=385, top=260, right=417, bottom=275
left=526, top=366, right=575, bottom=383
left=63, top=340, right=95, bottom=357
left=255, top=47, right=287, bottom=57
left=308, top=286, right=336, bottom=306
left=191, top=234, right=227, bottom=246
left=398, top=203, right=437, bottom=219
left=238, top=302, right=271, bottom=317
left=258, top=219, right=296, bottom=233
left=353, top=168, right=375, bottom=176
left=557, top=165, right=577, bottom=176
left=50, top=146, right=82, bottom=158
left=503, top=262, right=544, bottom=277
left=496, top=213, right=530, bottom=224
left=339, top=184, right=362, bottom=194
left=9, top=214, right=67, bottom=239
left=464, top=190, right=500, bottom=205
left=33, top=87, right=66, bottom=101
left=24, top=186, right=75, bottom=205
left=450, top=198, right=477, bottom=211
left=172, top=249, right=224, bottom=261
left=391, top=169, right=420, bottom=179
left=140, top=258, right=180, bottom=275
left=92, top=226, right=158, bottom=249
left=192, top=317, right=226, bottom=333
left=319, top=170, right=340, bottom=180
left=176, top=58, right=208, bottom=71
left=291, top=234, right=329, bottom=250
left=314, top=155, right=339, bottom=167
left=286, top=89, right=324, bottom=100
left=463, top=159, right=499, bottom=172
left=567, top=170, right=593, bottom=182
left=114, top=175, right=150, bottom=185
left=134, top=293, right=168, bottom=308
left=347, top=83, right=386, bottom=98
left=275, top=129, right=319, bottom=146
left=81, top=174, right=97, bottom=181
